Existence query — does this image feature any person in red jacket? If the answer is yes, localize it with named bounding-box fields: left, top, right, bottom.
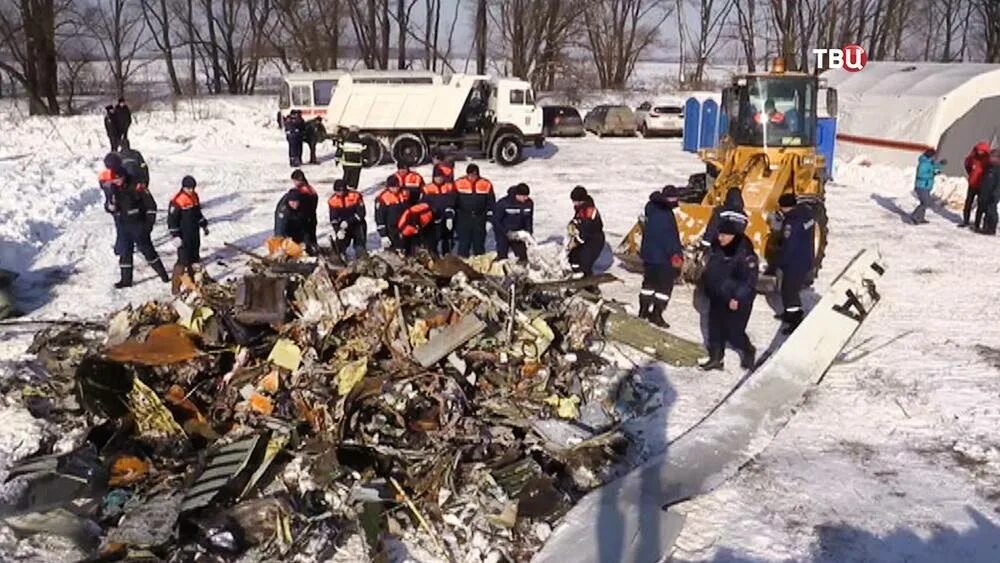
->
left=167, top=175, right=209, bottom=294
left=397, top=202, right=435, bottom=256
left=961, top=141, right=991, bottom=229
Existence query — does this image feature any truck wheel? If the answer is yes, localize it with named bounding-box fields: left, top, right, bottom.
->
left=805, top=201, right=829, bottom=284
left=392, top=135, right=426, bottom=167
left=359, top=135, right=384, bottom=168
left=493, top=134, right=523, bottom=166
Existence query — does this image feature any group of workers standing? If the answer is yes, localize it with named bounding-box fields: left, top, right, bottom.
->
left=638, top=185, right=815, bottom=371
left=910, top=141, right=1000, bottom=234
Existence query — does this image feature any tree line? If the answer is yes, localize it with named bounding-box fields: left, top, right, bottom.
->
left=2, top=0, right=1000, bottom=115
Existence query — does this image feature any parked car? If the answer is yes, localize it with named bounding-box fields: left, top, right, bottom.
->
left=542, top=105, right=585, bottom=137
left=584, top=105, right=637, bottom=137
left=635, top=100, right=685, bottom=137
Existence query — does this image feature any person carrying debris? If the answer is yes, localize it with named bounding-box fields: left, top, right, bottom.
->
left=303, top=116, right=328, bottom=165
left=700, top=220, right=758, bottom=371
left=420, top=166, right=457, bottom=255
left=567, top=186, right=605, bottom=277
left=104, top=105, right=122, bottom=152
left=284, top=110, right=306, bottom=167
left=638, top=185, right=683, bottom=328
left=115, top=98, right=133, bottom=150
left=375, top=175, right=410, bottom=251
left=274, top=170, right=317, bottom=252
left=978, top=149, right=1000, bottom=235
left=909, top=148, right=945, bottom=225
left=494, top=183, right=534, bottom=263
left=392, top=162, right=425, bottom=205
left=398, top=202, right=435, bottom=256
left=774, top=193, right=814, bottom=334
left=167, top=175, right=209, bottom=294
left=328, top=179, right=368, bottom=260
left=454, top=164, right=495, bottom=257
left=961, top=141, right=991, bottom=229
left=339, top=128, right=364, bottom=189
left=100, top=153, right=170, bottom=289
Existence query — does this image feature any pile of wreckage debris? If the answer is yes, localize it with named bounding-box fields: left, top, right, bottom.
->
left=0, top=250, right=702, bottom=562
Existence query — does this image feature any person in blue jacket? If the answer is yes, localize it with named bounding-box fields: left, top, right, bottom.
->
left=639, top=185, right=683, bottom=327
left=910, top=148, right=945, bottom=224
left=700, top=220, right=759, bottom=371
left=702, top=187, right=748, bottom=247
left=493, top=183, right=533, bottom=262
left=774, top=193, right=814, bottom=334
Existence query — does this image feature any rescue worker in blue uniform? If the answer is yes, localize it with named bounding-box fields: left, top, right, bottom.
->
left=328, top=179, right=368, bottom=260
left=774, top=193, right=815, bottom=334
left=375, top=175, right=410, bottom=251
left=100, top=153, right=169, bottom=289
left=493, top=183, right=533, bottom=263
left=639, top=185, right=683, bottom=327
left=700, top=220, right=759, bottom=371
left=567, top=186, right=605, bottom=277
left=420, top=166, right=457, bottom=255
left=274, top=170, right=317, bottom=250
left=702, top=187, right=748, bottom=247
left=167, top=175, right=209, bottom=293
left=392, top=162, right=425, bottom=206
left=454, top=164, right=495, bottom=257
left=284, top=110, right=305, bottom=167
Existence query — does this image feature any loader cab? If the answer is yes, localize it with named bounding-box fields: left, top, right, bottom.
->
left=726, top=74, right=818, bottom=148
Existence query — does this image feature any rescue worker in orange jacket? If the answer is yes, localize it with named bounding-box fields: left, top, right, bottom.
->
left=375, top=175, right=410, bottom=251
left=431, top=151, right=455, bottom=183
left=100, top=153, right=170, bottom=289
left=420, top=166, right=457, bottom=255
left=454, top=164, right=495, bottom=257
left=397, top=202, right=435, bottom=256
left=567, top=186, right=605, bottom=277
left=167, top=175, right=209, bottom=293
left=293, top=169, right=320, bottom=255
left=328, top=179, right=367, bottom=260
left=391, top=162, right=425, bottom=205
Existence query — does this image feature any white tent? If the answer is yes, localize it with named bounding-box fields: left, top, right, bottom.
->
left=823, top=61, right=1000, bottom=175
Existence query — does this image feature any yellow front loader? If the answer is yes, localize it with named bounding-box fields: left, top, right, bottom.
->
left=617, top=61, right=836, bottom=282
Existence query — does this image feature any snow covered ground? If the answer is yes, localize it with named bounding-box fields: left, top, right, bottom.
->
left=1, top=95, right=999, bottom=562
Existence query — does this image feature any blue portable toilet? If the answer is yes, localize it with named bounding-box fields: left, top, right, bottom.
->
left=699, top=99, right=719, bottom=149
left=718, top=108, right=729, bottom=138
left=683, top=98, right=702, bottom=153
left=816, top=117, right=837, bottom=180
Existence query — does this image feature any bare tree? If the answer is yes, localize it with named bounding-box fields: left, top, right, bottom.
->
left=83, top=0, right=152, bottom=99
left=490, top=0, right=580, bottom=86
left=975, top=0, right=1000, bottom=62
left=732, top=0, right=758, bottom=71
left=689, top=0, right=735, bottom=85
left=582, top=0, right=673, bottom=89
left=141, top=0, right=183, bottom=95
left=396, top=0, right=418, bottom=69
left=349, top=0, right=390, bottom=69
left=0, top=0, right=64, bottom=114
left=474, top=0, right=487, bottom=74
left=271, top=0, right=343, bottom=71
left=768, top=0, right=797, bottom=69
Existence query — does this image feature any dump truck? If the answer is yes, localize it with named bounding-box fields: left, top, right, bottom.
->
left=323, top=72, right=544, bottom=168
left=617, top=59, right=838, bottom=282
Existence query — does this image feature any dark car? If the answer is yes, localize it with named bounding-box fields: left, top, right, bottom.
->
left=542, top=106, right=585, bottom=137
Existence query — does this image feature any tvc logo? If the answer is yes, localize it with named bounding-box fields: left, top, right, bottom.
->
left=813, top=44, right=867, bottom=72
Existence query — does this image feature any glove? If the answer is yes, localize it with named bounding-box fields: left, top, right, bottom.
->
left=202, top=226, right=210, bottom=236
left=172, top=237, right=184, bottom=249
left=670, top=254, right=684, bottom=269
left=486, top=221, right=493, bottom=233
left=339, top=221, right=349, bottom=231
left=445, top=217, right=454, bottom=231
left=638, top=214, right=647, bottom=225
left=380, top=238, right=391, bottom=249
left=336, top=229, right=347, bottom=241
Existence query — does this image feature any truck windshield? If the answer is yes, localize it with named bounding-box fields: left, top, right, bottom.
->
left=731, top=76, right=816, bottom=147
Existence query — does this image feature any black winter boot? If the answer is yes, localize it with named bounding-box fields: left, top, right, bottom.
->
left=699, top=350, right=724, bottom=371
left=781, top=310, right=805, bottom=335
left=649, top=299, right=670, bottom=328
left=740, top=343, right=757, bottom=369
left=150, top=258, right=170, bottom=283
left=637, top=294, right=653, bottom=320
left=114, top=265, right=134, bottom=289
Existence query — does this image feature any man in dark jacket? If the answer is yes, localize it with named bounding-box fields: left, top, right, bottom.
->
left=702, top=187, right=748, bottom=247
left=567, top=186, right=605, bottom=277
left=454, top=164, right=495, bottom=257
left=114, top=98, right=133, bottom=150
left=639, top=185, right=683, bottom=327
left=961, top=141, right=990, bottom=229
left=167, top=175, right=209, bottom=294
left=339, top=128, right=364, bottom=189
left=274, top=170, right=317, bottom=250
left=774, top=194, right=814, bottom=334
left=118, top=148, right=149, bottom=188
left=700, top=220, right=759, bottom=371
left=328, top=179, right=368, bottom=260
left=284, top=110, right=306, bottom=167
left=494, top=183, right=534, bottom=263
left=979, top=149, right=1000, bottom=235
left=100, top=154, right=169, bottom=289
left=303, top=116, right=328, bottom=165
left=420, top=166, right=457, bottom=255
left=104, top=106, right=122, bottom=152
left=375, top=175, right=410, bottom=251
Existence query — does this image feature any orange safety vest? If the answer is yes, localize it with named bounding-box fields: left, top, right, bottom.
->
left=377, top=189, right=408, bottom=206
left=98, top=169, right=115, bottom=182
left=455, top=177, right=493, bottom=194
left=328, top=191, right=363, bottom=209
left=753, top=111, right=785, bottom=125
left=394, top=171, right=425, bottom=189
left=398, top=202, right=433, bottom=237
left=171, top=190, right=200, bottom=209
left=422, top=181, right=454, bottom=196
